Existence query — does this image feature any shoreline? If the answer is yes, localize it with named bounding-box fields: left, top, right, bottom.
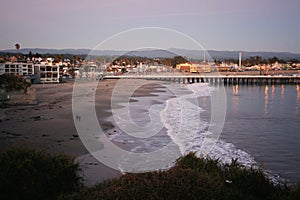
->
left=1, top=79, right=298, bottom=184
left=79, top=79, right=175, bottom=185
left=0, top=78, right=175, bottom=185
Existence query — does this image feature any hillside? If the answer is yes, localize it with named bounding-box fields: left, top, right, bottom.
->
left=2, top=48, right=300, bottom=60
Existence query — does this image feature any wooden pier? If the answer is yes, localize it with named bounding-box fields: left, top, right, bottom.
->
left=104, top=75, right=300, bottom=85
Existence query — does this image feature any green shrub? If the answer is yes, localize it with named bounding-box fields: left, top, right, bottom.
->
left=63, top=152, right=295, bottom=200
left=0, top=149, right=82, bottom=200
left=0, top=73, right=31, bottom=92
left=288, top=184, right=300, bottom=200
left=2, top=149, right=298, bottom=200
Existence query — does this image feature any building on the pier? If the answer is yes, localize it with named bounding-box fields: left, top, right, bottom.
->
left=195, top=62, right=211, bottom=73
left=176, top=63, right=191, bottom=72
left=176, top=62, right=211, bottom=73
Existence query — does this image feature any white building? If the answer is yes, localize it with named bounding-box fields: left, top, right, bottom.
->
left=0, top=61, right=61, bottom=83
left=0, top=62, right=34, bottom=76
left=36, top=64, right=60, bottom=83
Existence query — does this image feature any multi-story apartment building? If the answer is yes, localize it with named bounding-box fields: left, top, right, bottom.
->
left=36, top=64, right=60, bottom=83
left=0, top=62, right=60, bottom=83
left=0, top=62, right=34, bottom=76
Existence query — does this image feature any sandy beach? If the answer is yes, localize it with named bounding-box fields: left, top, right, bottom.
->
left=0, top=78, right=171, bottom=185
left=0, top=79, right=120, bottom=184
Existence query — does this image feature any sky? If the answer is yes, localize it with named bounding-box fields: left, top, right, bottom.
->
left=1, top=0, right=300, bottom=53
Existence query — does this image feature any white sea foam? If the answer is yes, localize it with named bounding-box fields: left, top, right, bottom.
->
left=160, top=83, right=258, bottom=167
left=161, top=82, right=282, bottom=184
left=108, top=82, right=281, bottom=183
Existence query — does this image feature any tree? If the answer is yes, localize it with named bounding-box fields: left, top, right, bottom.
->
left=15, top=43, right=20, bottom=61
left=214, top=58, right=222, bottom=65
left=172, top=56, right=188, bottom=68
left=15, top=43, right=20, bottom=50
left=269, top=56, right=279, bottom=64
left=28, top=51, right=32, bottom=59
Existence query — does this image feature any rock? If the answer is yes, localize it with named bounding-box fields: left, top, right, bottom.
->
left=32, top=115, right=44, bottom=121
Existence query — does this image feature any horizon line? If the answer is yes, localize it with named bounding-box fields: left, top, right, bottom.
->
left=1, top=47, right=300, bottom=55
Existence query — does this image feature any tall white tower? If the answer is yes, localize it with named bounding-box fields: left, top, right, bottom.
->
left=239, top=52, right=242, bottom=68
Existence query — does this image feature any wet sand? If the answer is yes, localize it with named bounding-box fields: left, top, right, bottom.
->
left=0, top=78, right=169, bottom=185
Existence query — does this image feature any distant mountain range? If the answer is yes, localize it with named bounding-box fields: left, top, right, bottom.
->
left=2, top=48, right=300, bottom=61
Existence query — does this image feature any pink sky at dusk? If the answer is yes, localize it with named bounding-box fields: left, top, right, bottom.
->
left=0, top=0, right=299, bottom=53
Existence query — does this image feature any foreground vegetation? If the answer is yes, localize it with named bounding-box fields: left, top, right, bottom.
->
left=0, top=149, right=82, bottom=200
left=0, top=149, right=299, bottom=200
left=0, top=73, right=31, bottom=92
left=64, top=153, right=300, bottom=200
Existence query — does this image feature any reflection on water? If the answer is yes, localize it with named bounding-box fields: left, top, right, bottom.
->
left=296, top=85, right=300, bottom=101
left=296, top=85, right=300, bottom=113
left=232, top=85, right=239, bottom=114
left=271, top=85, right=275, bottom=97
left=264, top=85, right=269, bottom=114
left=281, top=84, right=285, bottom=97
left=224, top=85, right=300, bottom=183
left=233, top=85, right=239, bottom=95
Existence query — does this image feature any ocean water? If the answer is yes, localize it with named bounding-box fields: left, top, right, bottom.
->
left=220, top=84, right=300, bottom=184
left=109, top=82, right=300, bottom=184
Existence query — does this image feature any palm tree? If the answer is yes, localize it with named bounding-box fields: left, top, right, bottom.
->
left=15, top=43, right=20, bottom=61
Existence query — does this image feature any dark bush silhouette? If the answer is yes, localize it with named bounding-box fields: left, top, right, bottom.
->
left=0, top=73, right=31, bottom=92
left=63, top=152, right=299, bottom=200
left=0, top=149, right=82, bottom=200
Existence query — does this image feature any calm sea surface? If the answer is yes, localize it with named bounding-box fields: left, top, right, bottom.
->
left=218, top=84, right=300, bottom=183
